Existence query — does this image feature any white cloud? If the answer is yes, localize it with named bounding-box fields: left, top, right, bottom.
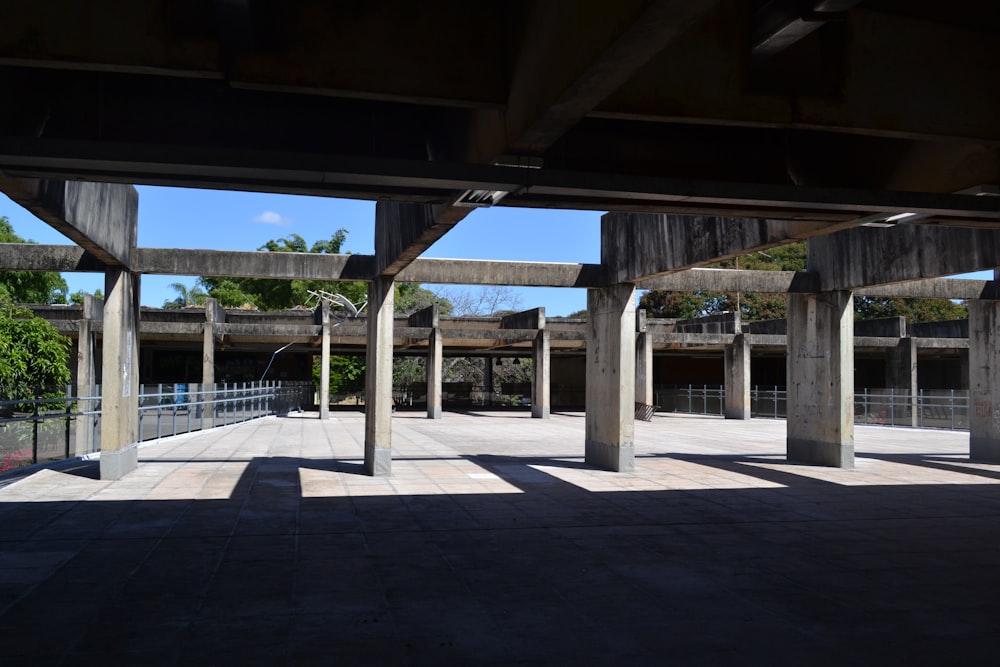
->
left=252, top=210, right=292, bottom=225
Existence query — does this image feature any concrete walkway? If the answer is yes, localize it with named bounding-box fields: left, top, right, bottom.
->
left=2, top=412, right=1000, bottom=665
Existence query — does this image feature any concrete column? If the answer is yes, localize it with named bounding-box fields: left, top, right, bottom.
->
left=364, top=276, right=394, bottom=475
left=724, top=333, right=751, bottom=420
left=885, top=337, right=918, bottom=427
left=635, top=310, right=654, bottom=406
left=960, top=348, right=970, bottom=390
left=585, top=283, right=636, bottom=472
left=786, top=291, right=854, bottom=468
left=100, top=269, right=141, bottom=480
left=427, top=327, right=442, bottom=419
left=969, top=300, right=1000, bottom=461
left=202, top=299, right=224, bottom=419
left=73, top=294, right=101, bottom=457
left=532, top=329, right=550, bottom=418
left=484, top=357, right=494, bottom=405
left=319, top=301, right=331, bottom=419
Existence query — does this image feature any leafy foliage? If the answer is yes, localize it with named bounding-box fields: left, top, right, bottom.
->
left=163, top=282, right=208, bottom=309
left=0, top=217, right=69, bottom=304
left=0, top=305, right=72, bottom=401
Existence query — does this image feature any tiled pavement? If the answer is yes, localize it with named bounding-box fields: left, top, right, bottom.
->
left=2, top=411, right=1000, bottom=665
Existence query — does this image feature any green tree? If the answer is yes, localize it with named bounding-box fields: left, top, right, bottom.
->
left=163, top=282, right=208, bottom=309
left=0, top=217, right=69, bottom=304
left=69, top=289, right=103, bottom=305
left=0, top=305, right=72, bottom=401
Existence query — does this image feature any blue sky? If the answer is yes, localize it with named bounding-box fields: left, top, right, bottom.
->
left=2, top=186, right=990, bottom=314
left=2, top=186, right=600, bottom=316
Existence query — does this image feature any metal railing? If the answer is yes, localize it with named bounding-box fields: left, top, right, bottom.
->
left=655, top=384, right=969, bottom=431
left=1, top=381, right=312, bottom=473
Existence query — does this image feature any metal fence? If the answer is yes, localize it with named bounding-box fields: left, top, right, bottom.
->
left=655, top=384, right=970, bottom=430
left=0, top=381, right=312, bottom=473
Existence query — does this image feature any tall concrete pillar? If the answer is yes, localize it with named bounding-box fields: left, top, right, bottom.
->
left=532, top=329, right=550, bottom=418
left=786, top=290, right=854, bottom=468
left=885, top=337, right=918, bottom=427
left=364, top=277, right=394, bottom=475
left=585, top=283, right=636, bottom=472
left=724, top=333, right=751, bottom=420
left=100, top=269, right=141, bottom=480
left=427, top=327, right=442, bottom=419
left=202, top=299, right=224, bottom=418
left=73, top=294, right=102, bottom=457
left=635, top=310, right=654, bottom=407
left=318, top=301, right=331, bottom=419
left=969, top=300, right=1000, bottom=461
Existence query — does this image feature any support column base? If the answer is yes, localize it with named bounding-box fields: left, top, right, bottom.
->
left=364, top=443, right=392, bottom=476
left=971, top=437, right=1000, bottom=463
left=427, top=406, right=442, bottom=419
left=724, top=408, right=750, bottom=420
left=532, top=406, right=550, bottom=419
left=585, top=440, right=634, bottom=472
left=100, top=444, right=138, bottom=480
left=787, top=437, right=853, bottom=469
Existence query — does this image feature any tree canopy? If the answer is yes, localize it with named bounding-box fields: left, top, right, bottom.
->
left=0, top=217, right=69, bottom=304
left=639, top=241, right=968, bottom=323
left=0, top=305, right=72, bottom=401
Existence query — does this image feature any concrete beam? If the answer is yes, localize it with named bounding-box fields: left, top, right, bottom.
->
left=136, top=247, right=375, bottom=281
left=639, top=268, right=820, bottom=294
left=602, top=212, right=834, bottom=284
left=376, top=201, right=450, bottom=278
left=501, top=308, right=545, bottom=331
left=0, top=176, right=137, bottom=267
left=810, top=225, right=1000, bottom=291
left=400, top=259, right=605, bottom=287
left=0, top=243, right=107, bottom=272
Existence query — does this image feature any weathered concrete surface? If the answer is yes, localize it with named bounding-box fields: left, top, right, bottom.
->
left=786, top=291, right=854, bottom=468
left=911, top=320, right=969, bottom=338
left=501, top=307, right=544, bottom=331
left=427, top=327, right=443, bottom=420
left=0, top=177, right=137, bottom=267
left=137, top=247, right=375, bottom=282
left=724, top=333, right=750, bottom=420
left=0, top=243, right=107, bottom=272
left=365, top=277, right=394, bottom=475
left=99, top=269, right=140, bottom=480
left=640, top=268, right=820, bottom=294
left=601, top=212, right=826, bottom=284
left=532, top=329, right=550, bottom=419
left=969, top=300, right=1000, bottom=462
left=375, top=201, right=444, bottom=277
left=810, top=226, right=1000, bottom=291
left=318, top=301, right=331, bottom=420
left=399, top=258, right=605, bottom=288
left=886, top=337, right=919, bottom=428
left=676, top=312, right=740, bottom=334
left=635, top=310, right=654, bottom=407
left=855, top=316, right=906, bottom=338
left=73, top=294, right=102, bottom=457
left=585, top=284, right=635, bottom=472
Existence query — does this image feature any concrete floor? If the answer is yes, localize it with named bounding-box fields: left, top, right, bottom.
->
left=2, top=411, right=999, bottom=665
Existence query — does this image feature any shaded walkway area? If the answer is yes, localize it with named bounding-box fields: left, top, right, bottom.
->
left=2, top=413, right=1000, bottom=665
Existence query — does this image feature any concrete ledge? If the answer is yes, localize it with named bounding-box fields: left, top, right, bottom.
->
left=585, top=440, right=635, bottom=472
left=364, top=443, right=393, bottom=476
left=787, top=437, right=854, bottom=469
left=970, top=437, right=1000, bottom=463
left=99, top=444, right=139, bottom=480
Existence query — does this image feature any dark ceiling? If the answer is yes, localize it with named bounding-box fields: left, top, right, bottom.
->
left=1, top=0, right=998, bottom=225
